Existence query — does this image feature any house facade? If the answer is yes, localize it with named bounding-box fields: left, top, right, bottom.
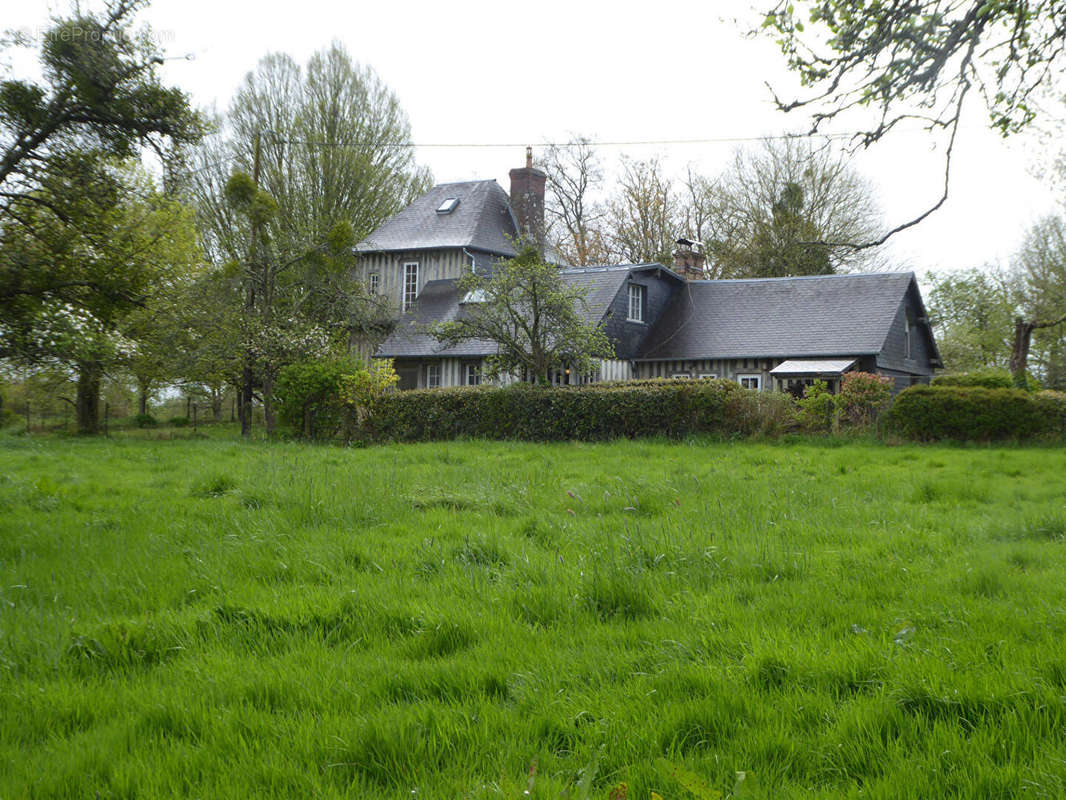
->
left=358, top=154, right=941, bottom=391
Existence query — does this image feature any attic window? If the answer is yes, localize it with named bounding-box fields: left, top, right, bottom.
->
left=461, top=288, right=487, bottom=304
left=437, top=197, right=460, bottom=214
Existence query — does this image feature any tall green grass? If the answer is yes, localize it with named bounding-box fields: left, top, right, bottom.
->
left=1, top=435, right=1065, bottom=798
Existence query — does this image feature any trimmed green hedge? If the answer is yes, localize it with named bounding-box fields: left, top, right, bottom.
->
left=360, top=379, right=775, bottom=442
left=885, top=385, right=1066, bottom=441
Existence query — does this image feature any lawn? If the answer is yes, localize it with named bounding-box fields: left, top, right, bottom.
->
left=1, top=433, right=1065, bottom=799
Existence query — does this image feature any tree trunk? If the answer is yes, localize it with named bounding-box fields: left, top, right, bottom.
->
left=241, top=359, right=253, bottom=437
left=75, top=361, right=102, bottom=434
left=1009, top=317, right=1034, bottom=388
left=211, top=386, right=223, bottom=423
left=263, top=370, right=276, bottom=435
left=137, top=376, right=151, bottom=416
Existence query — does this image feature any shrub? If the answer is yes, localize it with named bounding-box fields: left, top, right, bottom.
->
left=885, top=385, right=1066, bottom=441
left=796, top=380, right=836, bottom=432
left=359, top=379, right=772, bottom=442
left=168, top=416, right=190, bottom=428
left=932, top=369, right=1040, bottom=391
left=275, top=357, right=364, bottom=439
left=133, top=413, right=158, bottom=428
left=837, top=372, right=894, bottom=427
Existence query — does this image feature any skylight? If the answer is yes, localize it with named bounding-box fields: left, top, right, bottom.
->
left=436, top=197, right=460, bottom=214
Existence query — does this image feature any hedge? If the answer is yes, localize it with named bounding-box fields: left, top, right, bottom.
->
left=884, top=385, right=1066, bottom=441
left=359, top=379, right=785, bottom=442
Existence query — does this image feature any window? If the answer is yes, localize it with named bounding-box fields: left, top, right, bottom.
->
left=436, top=197, right=460, bottom=214
left=737, top=374, right=762, bottom=391
left=672, top=372, right=692, bottom=379
left=465, top=363, right=482, bottom=386
left=627, top=283, right=645, bottom=322
left=904, top=314, right=913, bottom=359
left=424, top=363, right=440, bottom=388
left=403, top=262, right=419, bottom=312
left=368, top=272, right=379, bottom=294
left=698, top=373, right=718, bottom=380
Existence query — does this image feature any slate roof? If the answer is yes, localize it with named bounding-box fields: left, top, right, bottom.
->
left=355, top=180, right=518, bottom=256
left=375, top=266, right=664, bottom=358
left=637, top=272, right=916, bottom=361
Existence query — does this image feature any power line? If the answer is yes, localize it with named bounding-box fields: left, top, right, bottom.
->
left=270, top=132, right=858, bottom=150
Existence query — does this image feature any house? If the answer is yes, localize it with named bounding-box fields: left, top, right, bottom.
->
left=358, top=153, right=942, bottom=392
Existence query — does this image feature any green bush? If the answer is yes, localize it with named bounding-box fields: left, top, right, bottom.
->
left=885, top=385, right=1066, bottom=441
left=931, top=369, right=1041, bottom=391
left=796, top=380, right=836, bottom=432
left=133, top=413, right=158, bottom=428
left=168, top=416, right=190, bottom=428
left=837, top=371, right=894, bottom=427
left=275, top=357, right=363, bottom=439
left=360, top=379, right=782, bottom=442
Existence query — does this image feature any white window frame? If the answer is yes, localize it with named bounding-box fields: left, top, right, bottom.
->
left=402, top=262, right=419, bottom=312
left=426, top=363, right=440, bottom=388
left=465, top=363, right=482, bottom=386
left=737, top=374, right=762, bottom=391
left=368, top=272, right=379, bottom=294
left=698, top=373, right=718, bottom=380
left=904, top=314, right=913, bottom=359
left=627, top=283, right=645, bottom=323
left=671, top=372, right=692, bottom=379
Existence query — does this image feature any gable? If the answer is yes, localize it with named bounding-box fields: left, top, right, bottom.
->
left=356, top=180, right=518, bottom=256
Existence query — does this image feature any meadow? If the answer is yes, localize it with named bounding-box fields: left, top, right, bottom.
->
left=1, top=432, right=1065, bottom=799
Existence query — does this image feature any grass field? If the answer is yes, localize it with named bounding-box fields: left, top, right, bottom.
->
left=1, top=433, right=1065, bottom=799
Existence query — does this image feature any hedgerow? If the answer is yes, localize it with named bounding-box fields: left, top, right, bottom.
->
left=885, top=384, right=1066, bottom=441
left=359, top=379, right=783, bottom=442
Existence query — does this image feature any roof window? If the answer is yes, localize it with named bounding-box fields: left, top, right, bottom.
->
left=437, top=197, right=460, bottom=214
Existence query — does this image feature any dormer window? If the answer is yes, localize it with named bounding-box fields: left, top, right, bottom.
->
left=627, top=283, right=646, bottom=323
left=437, top=197, right=460, bottom=214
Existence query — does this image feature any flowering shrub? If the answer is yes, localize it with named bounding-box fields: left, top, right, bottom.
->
left=837, top=371, right=894, bottom=427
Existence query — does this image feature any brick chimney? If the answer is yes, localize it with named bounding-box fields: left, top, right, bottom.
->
left=672, top=238, right=707, bottom=280
left=509, top=146, right=547, bottom=249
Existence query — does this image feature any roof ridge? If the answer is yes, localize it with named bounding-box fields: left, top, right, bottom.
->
left=688, top=271, right=913, bottom=285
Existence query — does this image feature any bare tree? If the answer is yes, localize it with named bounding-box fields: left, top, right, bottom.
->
left=606, top=156, right=680, bottom=266
left=540, top=137, right=609, bottom=266
left=692, top=138, right=886, bottom=278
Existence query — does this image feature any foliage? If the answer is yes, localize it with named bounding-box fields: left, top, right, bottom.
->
left=606, top=156, right=679, bottom=266
left=885, top=385, right=1066, bottom=441
left=275, top=357, right=363, bottom=439
left=926, top=267, right=1016, bottom=373
left=837, top=371, right=894, bottom=426
left=932, top=369, right=1017, bottom=390
left=796, top=380, right=836, bottom=432
left=358, top=379, right=795, bottom=442
left=133, top=413, right=157, bottom=428
left=432, top=247, right=614, bottom=384
left=339, top=359, right=398, bottom=419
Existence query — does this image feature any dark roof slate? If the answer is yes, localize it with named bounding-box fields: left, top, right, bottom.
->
left=356, top=180, right=518, bottom=256
left=637, top=272, right=915, bottom=361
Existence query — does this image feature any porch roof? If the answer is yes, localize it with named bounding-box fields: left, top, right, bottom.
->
left=770, top=358, right=857, bottom=376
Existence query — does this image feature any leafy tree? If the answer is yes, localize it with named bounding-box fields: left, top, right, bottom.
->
left=762, top=1, right=1066, bottom=244
left=927, top=267, right=1017, bottom=372
left=184, top=43, right=430, bottom=435
left=1010, top=215, right=1066, bottom=386
left=687, top=138, right=884, bottom=277
left=432, top=247, right=614, bottom=384
left=1, top=166, right=201, bottom=432
left=0, top=0, right=202, bottom=306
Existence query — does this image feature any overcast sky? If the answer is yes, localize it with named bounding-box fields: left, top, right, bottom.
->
left=8, top=0, right=1063, bottom=275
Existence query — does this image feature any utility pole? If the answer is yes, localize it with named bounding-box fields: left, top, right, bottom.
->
left=241, top=131, right=263, bottom=438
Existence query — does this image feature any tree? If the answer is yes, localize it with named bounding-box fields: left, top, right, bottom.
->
left=0, top=165, right=202, bottom=432
left=540, top=137, right=609, bottom=266
left=432, top=247, right=614, bottom=384
left=688, top=138, right=884, bottom=278
left=927, top=267, right=1017, bottom=372
left=1010, top=215, right=1066, bottom=386
left=184, top=43, right=431, bottom=435
left=762, top=1, right=1066, bottom=245
left=0, top=0, right=201, bottom=305
left=606, top=156, right=679, bottom=265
